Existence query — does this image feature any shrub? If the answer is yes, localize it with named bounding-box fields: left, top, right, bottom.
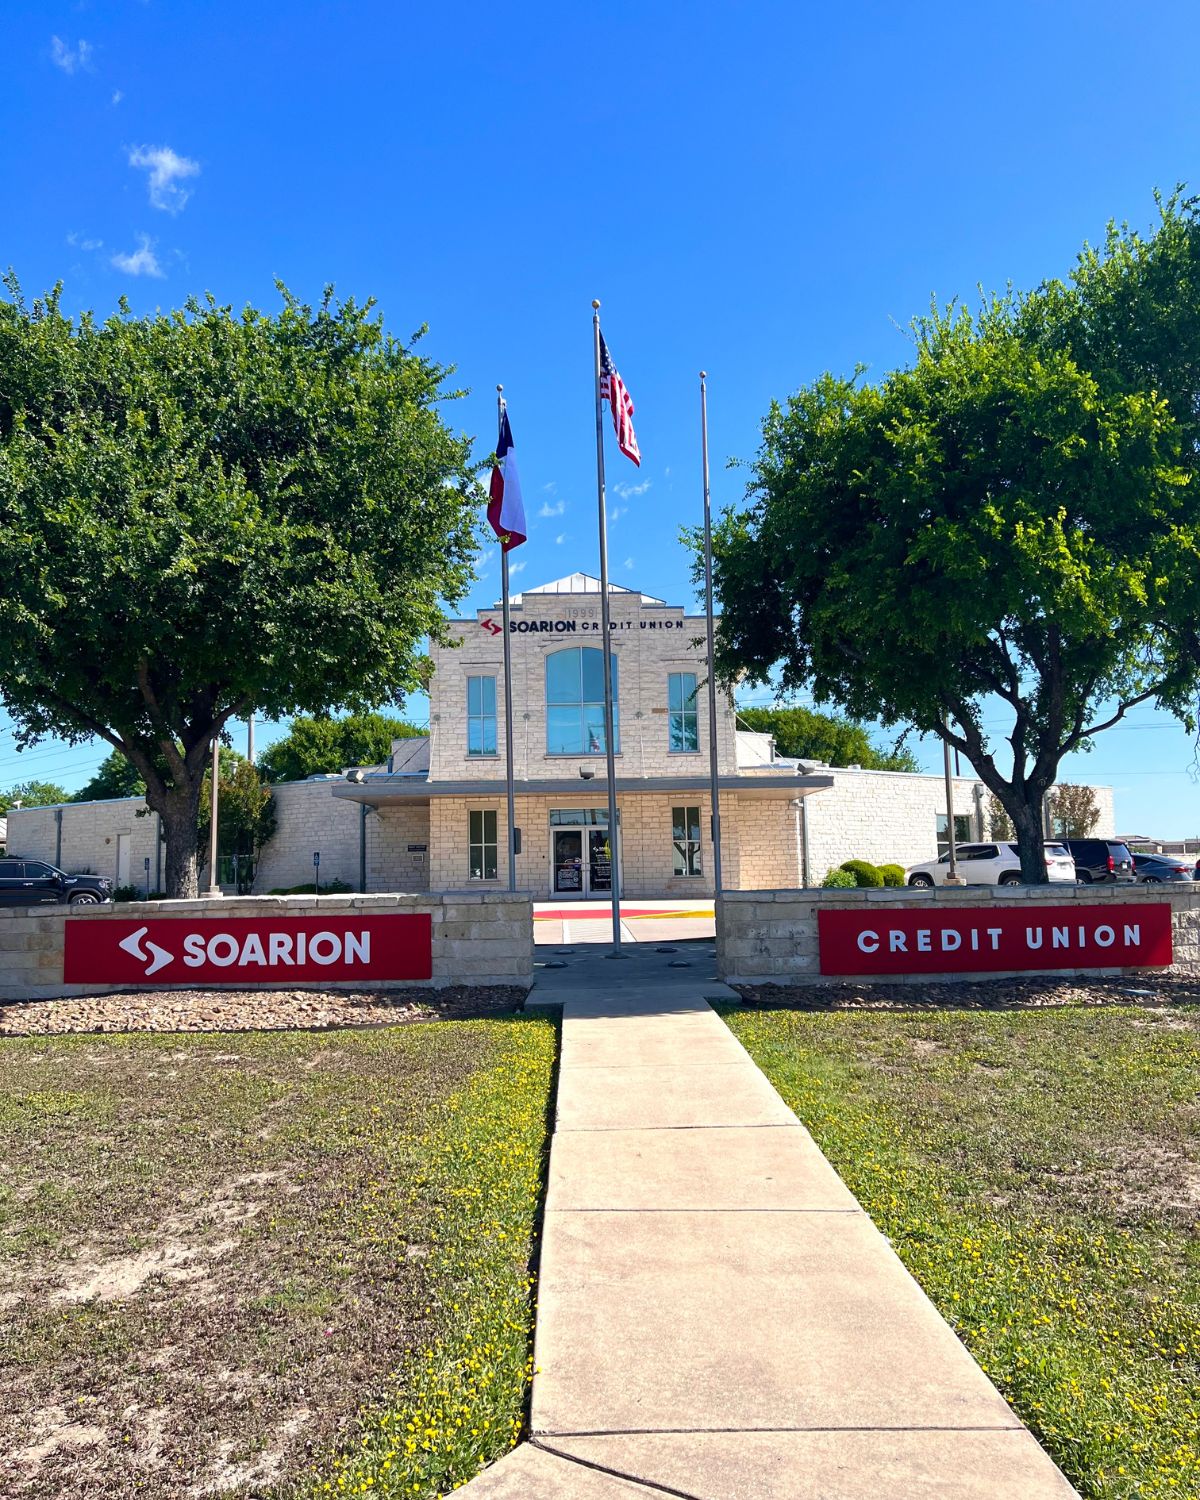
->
left=821, top=868, right=858, bottom=889
left=839, top=859, right=884, bottom=888
left=111, top=884, right=143, bottom=903
left=879, top=863, right=906, bottom=887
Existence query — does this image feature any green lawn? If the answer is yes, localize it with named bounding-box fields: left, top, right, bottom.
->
left=726, top=1003, right=1200, bottom=1500
left=0, top=1015, right=555, bottom=1499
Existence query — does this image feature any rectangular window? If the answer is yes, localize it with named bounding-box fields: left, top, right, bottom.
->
left=545, top=648, right=619, bottom=754
left=936, top=812, right=973, bottom=857
left=672, top=804, right=703, bottom=876
left=468, top=809, right=498, bottom=880
left=467, top=675, right=497, bottom=757
left=668, top=672, right=699, bottom=752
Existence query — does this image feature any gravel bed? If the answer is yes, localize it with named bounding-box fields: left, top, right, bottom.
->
left=733, top=972, right=1200, bottom=1011
left=0, top=984, right=529, bottom=1036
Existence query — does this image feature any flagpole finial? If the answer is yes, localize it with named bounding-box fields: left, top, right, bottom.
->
left=591, top=299, right=601, bottom=310
left=700, top=370, right=707, bottom=380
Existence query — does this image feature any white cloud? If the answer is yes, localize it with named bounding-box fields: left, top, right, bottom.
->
left=67, top=233, right=104, bottom=251
left=555, top=533, right=566, bottom=545
left=112, top=90, right=123, bottom=106
left=51, top=37, right=93, bottom=74
left=614, top=479, right=651, bottom=499
left=111, top=235, right=164, bottom=278
left=128, top=145, right=200, bottom=213
left=623, top=556, right=635, bottom=570
left=509, top=558, right=527, bottom=575
left=538, top=499, right=565, bottom=518
left=541, top=481, right=557, bottom=492
left=608, top=505, right=626, bottom=523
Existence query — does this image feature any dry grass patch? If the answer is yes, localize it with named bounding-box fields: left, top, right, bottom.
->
left=0, top=1017, right=555, bottom=1498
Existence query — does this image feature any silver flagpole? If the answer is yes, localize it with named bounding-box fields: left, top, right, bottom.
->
left=497, top=386, right=518, bottom=893
left=592, top=300, right=623, bottom=954
left=700, top=373, right=723, bottom=893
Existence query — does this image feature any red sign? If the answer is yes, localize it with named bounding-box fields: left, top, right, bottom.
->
left=818, top=903, right=1172, bottom=976
left=64, top=913, right=433, bottom=986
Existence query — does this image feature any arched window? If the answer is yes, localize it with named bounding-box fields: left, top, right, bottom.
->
left=545, top=647, right=619, bottom=755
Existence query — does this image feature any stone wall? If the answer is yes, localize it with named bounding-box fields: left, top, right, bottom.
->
left=7, top=782, right=434, bottom=898
left=0, top=891, right=533, bottom=1002
left=7, top=799, right=164, bottom=890
left=801, top=769, right=1116, bottom=884
left=424, top=790, right=802, bottom=898
left=716, top=882, right=1199, bottom=985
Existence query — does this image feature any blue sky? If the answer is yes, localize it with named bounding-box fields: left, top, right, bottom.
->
left=2, top=0, right=1199, bottom=836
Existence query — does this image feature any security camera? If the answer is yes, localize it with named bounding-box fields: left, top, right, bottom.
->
left=347, top=768, right=366, bottom=784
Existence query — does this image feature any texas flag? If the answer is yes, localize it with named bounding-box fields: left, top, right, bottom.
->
left=487, top=407, right=526, bottom=551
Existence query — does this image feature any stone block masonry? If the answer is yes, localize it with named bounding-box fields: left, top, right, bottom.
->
left=0, top=892, right=533, bottom=1002
left=717, top=883, right=1200, bottom=985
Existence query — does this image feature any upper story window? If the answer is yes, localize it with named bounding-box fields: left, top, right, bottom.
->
left=668, top=672, right=699, bottom=752
left=467, top=675, right=497, bottom=756
left=546, top=647, right=619, bottom=755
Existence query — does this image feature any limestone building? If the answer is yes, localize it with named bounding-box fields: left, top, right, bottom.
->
left=332, top=574, right=833, bottom=897
left=5, top=574, right=1117, bottom=895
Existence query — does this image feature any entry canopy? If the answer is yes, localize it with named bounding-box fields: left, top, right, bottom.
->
left=332, top=771, right=835, bottom=807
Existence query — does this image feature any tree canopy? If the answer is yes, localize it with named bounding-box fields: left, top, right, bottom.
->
left=737, top=705, right=918, bottom=772
left=0, top=779, right=69, bottom=815
left=710, top=195, right=1200, bottom=880
left=258, top=712, right=424, bottom=784
left=0, top=282, right=480, bottom=894
left=72, top=750, right=146, bottom=803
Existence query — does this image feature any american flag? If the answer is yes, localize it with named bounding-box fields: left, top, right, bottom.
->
left=599, top=331, right=641, bottom=467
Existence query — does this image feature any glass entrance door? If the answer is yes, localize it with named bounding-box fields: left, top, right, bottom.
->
left=553, top=830, right=585, bottom=895
left=587, top=829, right=613, bottom=893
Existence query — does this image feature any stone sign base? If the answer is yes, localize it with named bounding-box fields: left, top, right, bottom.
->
left=0, top=892, right=533, bottom=1002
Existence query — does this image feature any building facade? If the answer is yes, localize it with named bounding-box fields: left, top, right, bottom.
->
left=4, top=574, right=1118, bottom=896
left=333, top=574, right=832, bottom=897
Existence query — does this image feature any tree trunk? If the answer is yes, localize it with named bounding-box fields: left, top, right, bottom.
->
left=1008, top=793, right=1050, bottom=884
left=149, top=784, right=204, bottom=899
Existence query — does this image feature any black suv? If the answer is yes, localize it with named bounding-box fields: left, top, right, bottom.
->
left=1063, top=838, right=1136, bottom=884
left=0, top=859, right=112, bottom=907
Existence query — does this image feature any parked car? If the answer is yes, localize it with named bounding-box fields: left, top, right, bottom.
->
left=906, top=842, right=1076, bottom=888
left=1062, top=838, right=1136, bottom=884
left=0, top=859, right=112, bottom=907
left=1132, top=852, right=1195, bottom=884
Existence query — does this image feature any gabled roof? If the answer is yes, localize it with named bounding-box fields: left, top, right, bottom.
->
left=506, top=572, right=667, bottom=606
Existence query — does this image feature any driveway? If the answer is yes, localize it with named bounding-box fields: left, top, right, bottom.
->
left=533, top=898, right=715, bottom=946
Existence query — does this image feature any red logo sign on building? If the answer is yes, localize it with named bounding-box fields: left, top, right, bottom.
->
left=64, top=913, right=433, bottom=986
left=817, top=903, right=1172, bottom=977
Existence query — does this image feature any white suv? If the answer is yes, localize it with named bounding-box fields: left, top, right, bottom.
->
left=906, top=842, right=1076, bottom=888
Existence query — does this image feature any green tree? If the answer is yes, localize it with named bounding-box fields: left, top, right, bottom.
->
left=709, top=198, right=1200, bottom=882
left=737, top=705, right=918, bottom=771
left=1050, top=784, right=1100, bottom=839
left=258, top=711, right=424, bottom=784
left=987, top=794, right=1015, bottom=840
left=197, top=751, right=277, bottom=879
left=72, top=750, right=146, bottom=803
left=0, top=779, right=69, bottom=814
left=0, top=282, right=480, bottom=895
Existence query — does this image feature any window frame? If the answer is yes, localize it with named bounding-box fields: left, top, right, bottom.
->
left=466, top=674, right=498, bottom=758
left=468, top=809, right=499, bottom=881
left=671, top=804, right=704, bottom=877
left=545, top=647, right=620, bottom=756
left=936, top=812, right=973, bottom=857
left=668, top=672, right=699, bottom=753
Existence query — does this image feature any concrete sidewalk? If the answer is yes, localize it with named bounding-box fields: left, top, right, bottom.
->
left=462, top=970, right=1079, bottom=1498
